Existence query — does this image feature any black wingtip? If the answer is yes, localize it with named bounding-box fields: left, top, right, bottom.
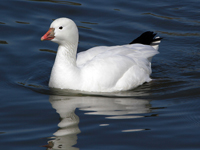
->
left=129, top=31, right=162, bottom=45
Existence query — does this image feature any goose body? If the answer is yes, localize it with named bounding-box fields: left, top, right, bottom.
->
left=41, top=18, right=161, bottom=92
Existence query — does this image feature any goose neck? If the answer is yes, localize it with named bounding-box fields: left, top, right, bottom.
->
left=56, top=43, right=77, bottom=66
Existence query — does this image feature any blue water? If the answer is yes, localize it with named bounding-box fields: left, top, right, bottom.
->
left=0, top=0, right=200, bottom=150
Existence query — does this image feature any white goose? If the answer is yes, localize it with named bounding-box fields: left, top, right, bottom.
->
left=41, top=17, right=162, bottom=92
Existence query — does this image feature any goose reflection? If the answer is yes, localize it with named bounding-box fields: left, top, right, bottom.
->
left=45, top=95, right=151, bottom=149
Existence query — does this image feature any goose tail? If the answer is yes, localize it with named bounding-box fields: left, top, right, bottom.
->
left=129, top=31, right=162, bottom=50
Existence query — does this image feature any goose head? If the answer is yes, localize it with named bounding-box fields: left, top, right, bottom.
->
left=41, top=18, right=79, bottom=46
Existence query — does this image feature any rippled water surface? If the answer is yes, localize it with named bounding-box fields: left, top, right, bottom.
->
left=0, top=0, right=200, bottom=150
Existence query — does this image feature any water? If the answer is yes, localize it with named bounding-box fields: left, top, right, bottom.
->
left=0, top=0, right=200, bottom=149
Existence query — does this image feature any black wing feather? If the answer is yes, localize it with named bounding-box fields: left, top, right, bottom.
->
left=129, top=31, right=162, bottom=45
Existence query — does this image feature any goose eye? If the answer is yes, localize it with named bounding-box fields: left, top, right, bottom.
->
left=59, top=26, right=63, bottom=30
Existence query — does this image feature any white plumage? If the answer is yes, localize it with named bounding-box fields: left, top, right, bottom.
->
left=41, top=17, right=161, bottom=92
